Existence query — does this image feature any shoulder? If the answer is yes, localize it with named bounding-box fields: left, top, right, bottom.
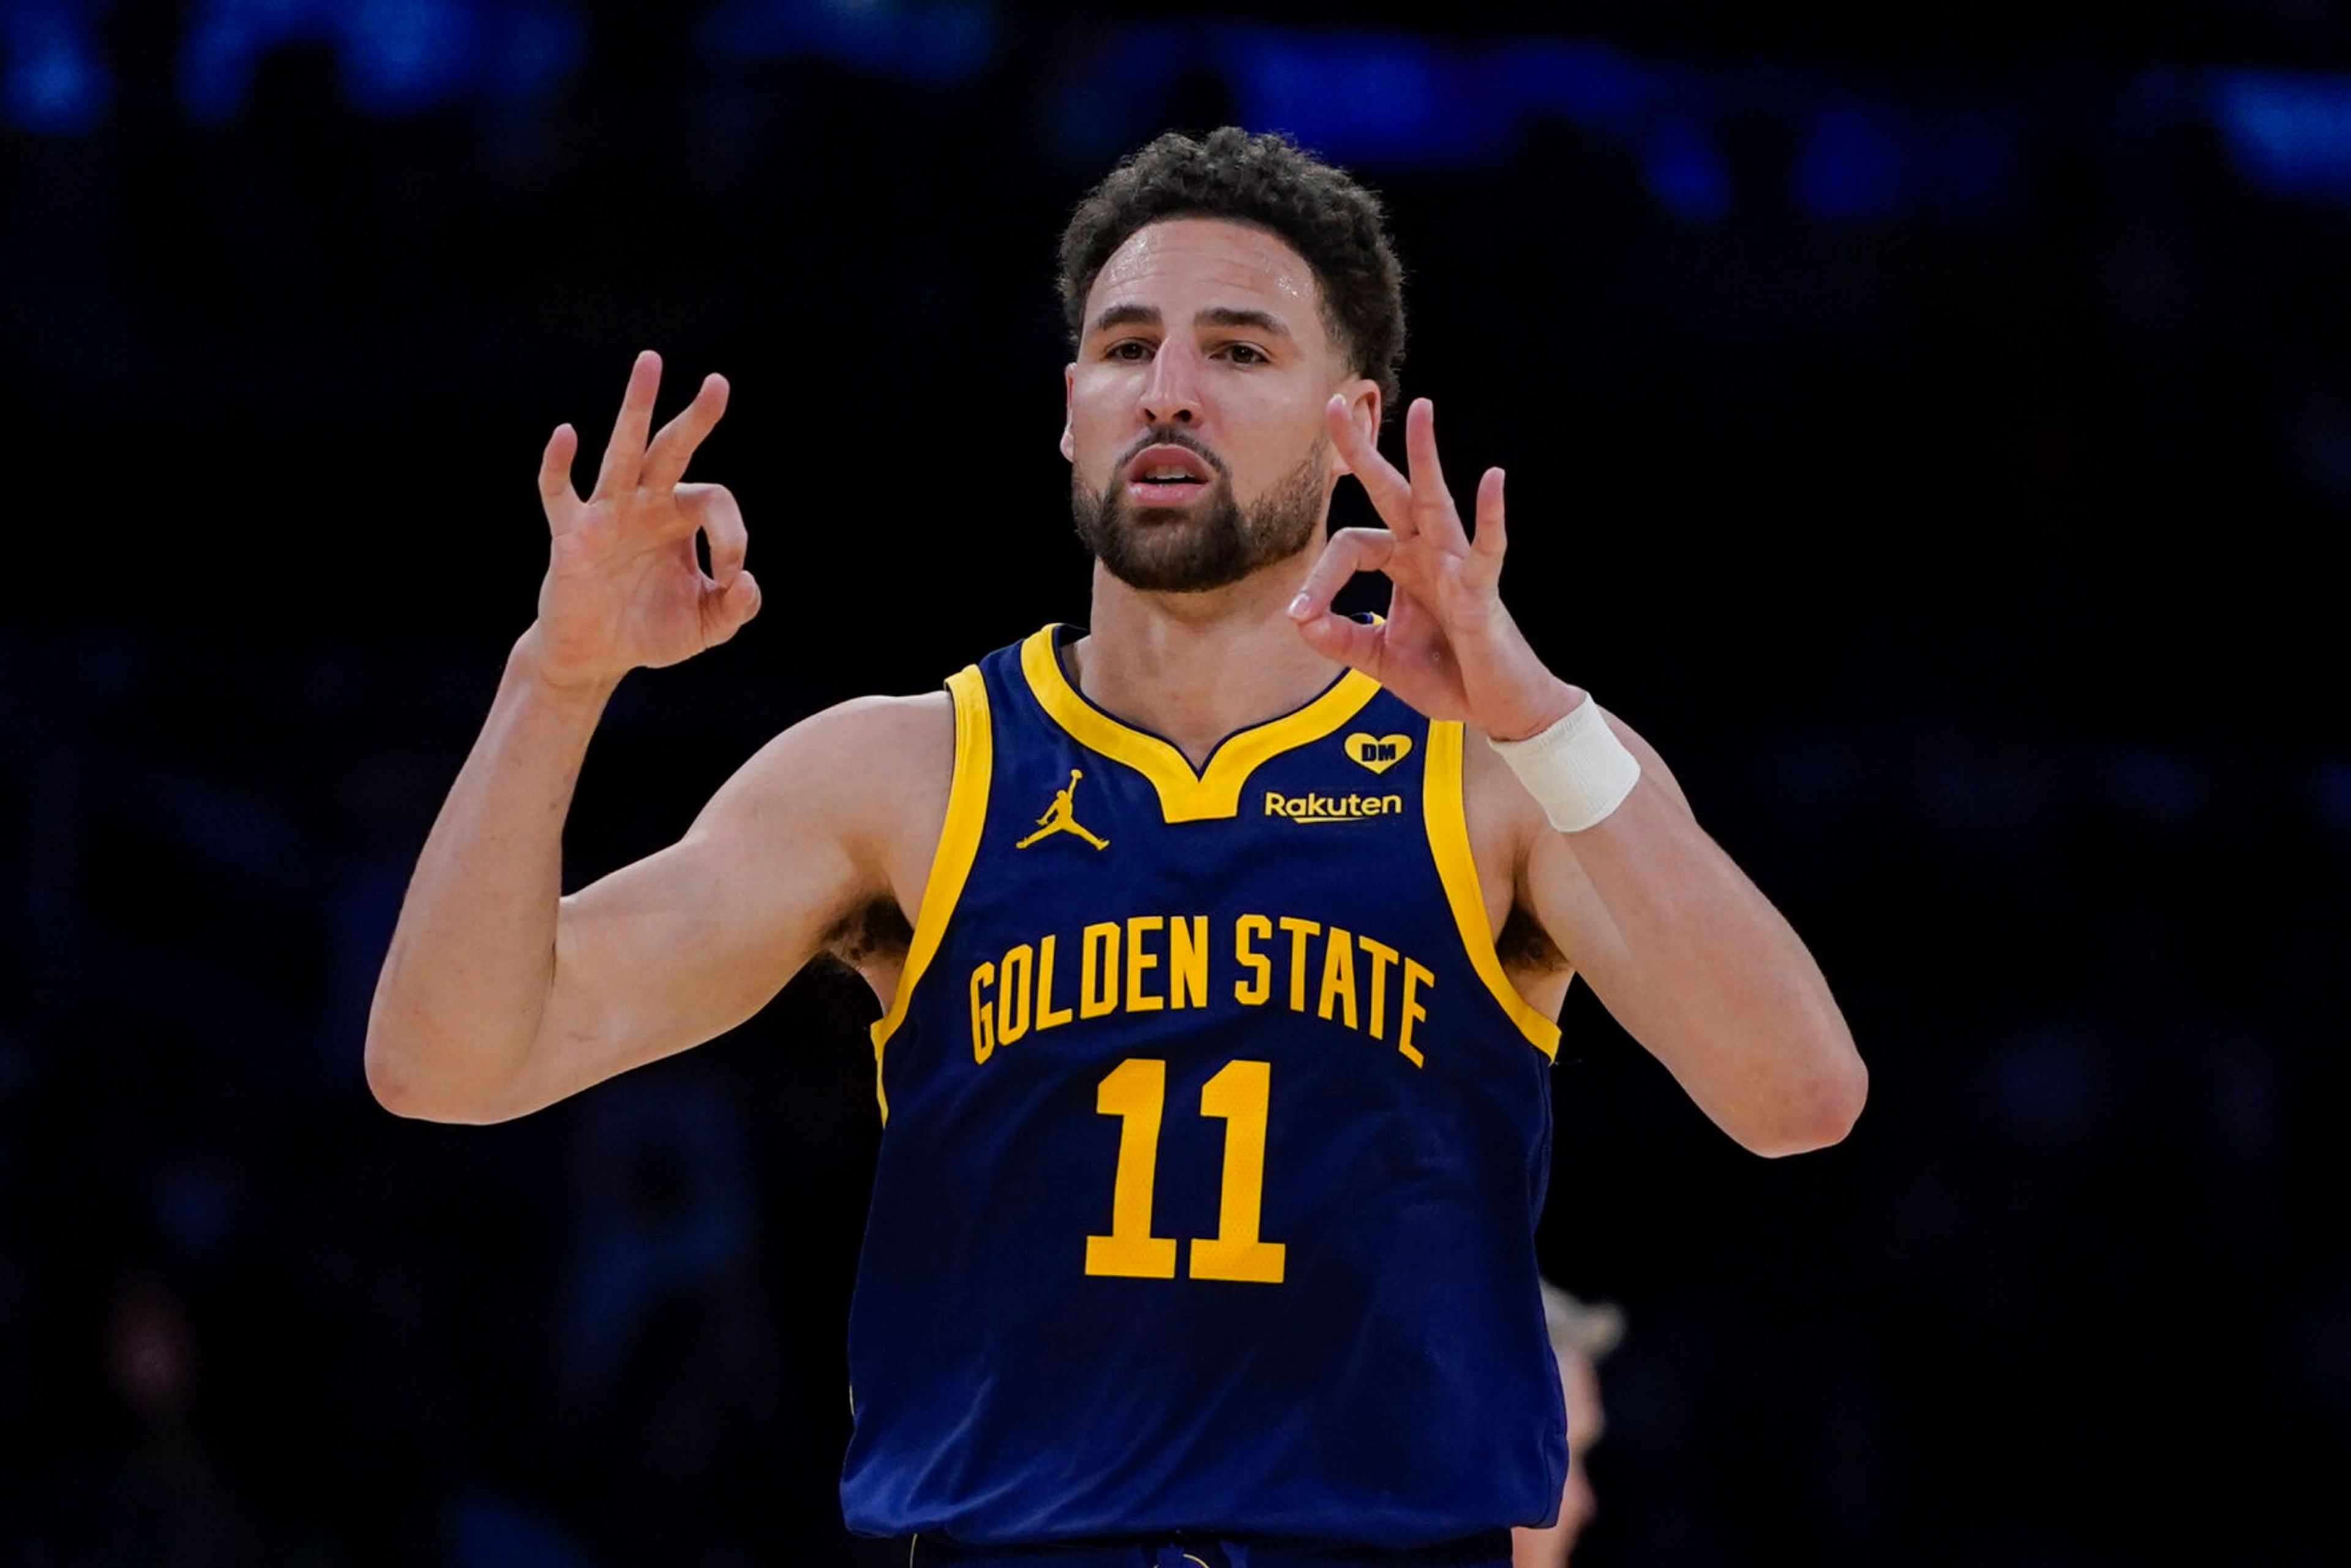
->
left=712, top=689, right=957, bottom=840
left=679, top=689, right=959, bottom=959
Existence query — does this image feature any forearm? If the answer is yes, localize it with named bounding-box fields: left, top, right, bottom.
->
left=1536, top=757, right=1864, bottom=1156
left=364, top=626, right=617, bottom=1120
left=1291, top=389, right=1864, bottom=1151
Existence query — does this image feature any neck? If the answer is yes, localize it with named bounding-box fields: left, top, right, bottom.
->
left=1068, top=542, right=1348, bottom=768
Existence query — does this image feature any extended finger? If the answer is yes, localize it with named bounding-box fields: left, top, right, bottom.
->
left=1325, top=394, right=1417, bottom=536
left=538, top=423, right=580, bottom=525
left=1404, top=398, right=1468, bottom=550
left=1287, top=526, right=1398, bottom=623
left=591, top=350, right=662, bottom=500
left=642, top=373, right=730, bottom=492
left=678, top=483, right=747, bottom=583
left=1472, top=467, right=1507, bottom=562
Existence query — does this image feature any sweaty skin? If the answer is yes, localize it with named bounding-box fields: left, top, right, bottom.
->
left=366, top=217, right=1862, bottom=1163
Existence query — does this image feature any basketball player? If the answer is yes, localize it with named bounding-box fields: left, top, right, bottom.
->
left=366, top=129, right=1864, bottom=1566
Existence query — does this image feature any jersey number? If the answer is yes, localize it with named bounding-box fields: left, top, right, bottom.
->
left=1084, top=1057, right=1286, bottom=1285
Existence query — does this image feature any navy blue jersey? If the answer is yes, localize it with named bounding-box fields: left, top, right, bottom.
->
left=840, top=626, right=1569, bottom=1548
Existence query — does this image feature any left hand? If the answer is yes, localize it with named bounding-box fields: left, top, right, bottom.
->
left=1289, top=396, right=1580, bottom=741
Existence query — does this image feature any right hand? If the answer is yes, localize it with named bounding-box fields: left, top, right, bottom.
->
left=528, top=350, right=762, bottom=691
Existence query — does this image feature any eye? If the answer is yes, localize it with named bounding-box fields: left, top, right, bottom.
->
left=1219, top=343, right=1269, bottom=366
left=1106, top=339, right=1153, bottom=362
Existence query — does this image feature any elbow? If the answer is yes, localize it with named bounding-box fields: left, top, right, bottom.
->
left=364, top=968, right=446, bottom=1120
left=363, top=1015, right=519, bottom=1125
left=1740, top=1043, right=1869, bottom=1158
left=364, top=1026, right=446, bottom=1121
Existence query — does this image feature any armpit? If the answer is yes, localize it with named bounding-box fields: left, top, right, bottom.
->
left=823, top=895, right=913, bottom=967
left=1498, top=901, right=1570, bottom=975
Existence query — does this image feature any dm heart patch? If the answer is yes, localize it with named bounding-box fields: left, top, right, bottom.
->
left=1344, top=732, right=1414, bottom=775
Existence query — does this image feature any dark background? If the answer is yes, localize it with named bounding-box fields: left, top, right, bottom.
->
left=3, top=2, right=2348, bottom=1564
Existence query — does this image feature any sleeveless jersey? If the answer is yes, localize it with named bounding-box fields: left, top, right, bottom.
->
left=840, top=626, right=1569, bottom=1548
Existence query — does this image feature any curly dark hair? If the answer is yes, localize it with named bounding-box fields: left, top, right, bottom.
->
left=1057, top=127, right=1406, bottom=416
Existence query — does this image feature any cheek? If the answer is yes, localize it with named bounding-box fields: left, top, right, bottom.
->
left=1066, top=380, right=1131, bottom=470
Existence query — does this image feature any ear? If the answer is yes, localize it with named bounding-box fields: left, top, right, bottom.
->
left=1328, top=376, right=1381, bottom=478
left=1060, top=363, right=1076, bottom=462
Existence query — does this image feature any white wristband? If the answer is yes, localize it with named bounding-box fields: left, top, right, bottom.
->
left=1487, top=700, right=1641, bottom=833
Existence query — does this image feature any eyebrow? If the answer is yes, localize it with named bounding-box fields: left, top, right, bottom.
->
left=1086, top=303, right=1297, bottom=340
left=1089, top=302, right=1161, bottom=336
left=1196, top=306, right=1292, bottom=339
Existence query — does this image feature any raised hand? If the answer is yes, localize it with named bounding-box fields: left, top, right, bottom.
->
left=528, top=351, right=761, bottom=690
left=1287, top=396, right=1578, bottom=741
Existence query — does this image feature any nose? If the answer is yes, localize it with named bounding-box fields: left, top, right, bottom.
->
left=1138, top=340, right=1202, bottom=426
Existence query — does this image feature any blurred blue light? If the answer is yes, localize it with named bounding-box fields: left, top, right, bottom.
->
left=1643, top=118, right=1728, bottom=222
left=1065, top=23, right=2030, bottom=229
left=1220, top=27, right=1505, bottom=167
left=1, top=2, right=113, bottom=134
left=487, top=1, right=584, bottom=102
left=2210, top=70, right=2351, bottom=203
left=1794, top=102, right=1907, bottom=221
left=180, top=0, right=582, bottom=121
left=1050, top=23, right=1198, bottom=163
left=1488, top=40, right=1651, bottom=134
left=699, top=0, right=994, bottom=83
left=1071, top=27, right=1660, bottom=169
left=338, top=0, right=479, bottom=113
left=181, top=0, right=336, bottom=123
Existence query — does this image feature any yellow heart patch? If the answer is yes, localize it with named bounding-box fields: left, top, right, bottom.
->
left=1344, top=732, right=1414, bottom=775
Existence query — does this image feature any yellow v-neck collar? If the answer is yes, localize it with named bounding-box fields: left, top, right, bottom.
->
left=1019, top=625, right=1381, bottom=822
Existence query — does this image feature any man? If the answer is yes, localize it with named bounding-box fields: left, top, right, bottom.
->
left=366, top=128, right=1864, bottom=1566
left=1512, top=1284, right=1625, bottom=1568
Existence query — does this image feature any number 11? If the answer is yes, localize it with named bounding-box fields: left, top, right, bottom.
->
left=1084, top=1058, right=1287, bottom=1285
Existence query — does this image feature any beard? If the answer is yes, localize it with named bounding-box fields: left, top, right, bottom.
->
left=1072, top=434, right=1329, bottom=594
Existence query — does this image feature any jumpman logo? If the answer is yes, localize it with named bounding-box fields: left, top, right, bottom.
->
left=1015, top=768, right=1109, bottom=851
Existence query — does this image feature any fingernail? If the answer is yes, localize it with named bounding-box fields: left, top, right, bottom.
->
left=1288, top=593, right=1311, bottom=620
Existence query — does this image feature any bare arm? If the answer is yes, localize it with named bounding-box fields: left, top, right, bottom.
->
left=367, top=660, right=939, bottom=1123
left=1291, top=394, right=1865, bottom=1157
left=366, top=351, right=917, bottom=1123
left=1491, top=721, right=1863, bottom=1155
left=363, top=631, right=614, bottom=1121
left=509, top=693, right=946, bottom=1122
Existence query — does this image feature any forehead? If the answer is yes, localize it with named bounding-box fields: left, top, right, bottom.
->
left=1086, top=217, right=1327, bottom=334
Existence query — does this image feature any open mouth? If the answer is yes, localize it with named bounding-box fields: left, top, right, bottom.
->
left=1124, top=443, right=1217, bottom=505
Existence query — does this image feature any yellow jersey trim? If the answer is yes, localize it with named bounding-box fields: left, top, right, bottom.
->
left=869, top=664, right=994, bottom=1122
left=1018, top=625, right=1381, bottom=823
left=1423, top=719, right=1563, bottom=1060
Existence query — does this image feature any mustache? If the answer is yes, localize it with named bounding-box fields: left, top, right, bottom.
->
left=1118, top=427, right=1229, bottom=479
